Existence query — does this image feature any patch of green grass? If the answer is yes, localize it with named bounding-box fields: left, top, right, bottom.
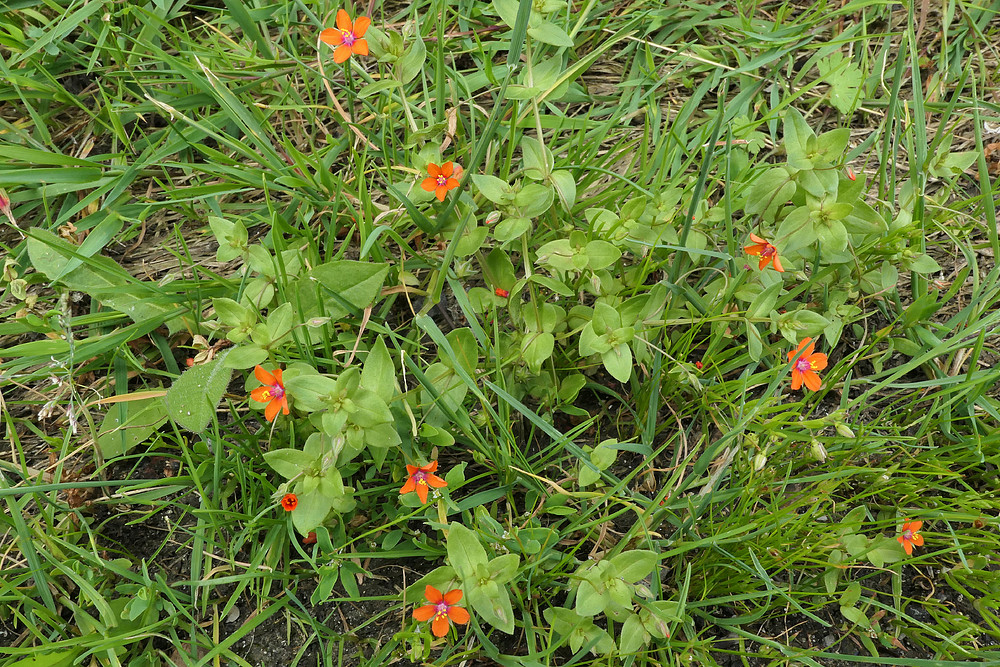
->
left=1, top=0, right=1000, bottom=665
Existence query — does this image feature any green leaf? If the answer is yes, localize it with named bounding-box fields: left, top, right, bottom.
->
left=488, top=554, right=520, bottom=585
left=4, top=649, right=83, bottom=667
left=493, top=216, right=532, bottom=242
left=292, top=489, right=333, bottom=535
left=361, top=337, right=396, bottom=404
left=744, top=167, right=795, bottom=217
left=467, top=581, right=516, bottom=633
left=447, top=522, right=489, bottom=580
left=619, top=612, right=649, bottom=653
left=840, top=605, right=869, bottom=626
left=527, top=20, right=574, bottom=47
left=549, top=170, right=576, bottom=211
left=609, top=549, right=658, bottom=583
left=585, top=240, right=621, bottom=270
left=817, top=51, right=865, bottom=114
left=97, top=398, right=169, bottom=459
left=840, top=580, right=862, bottom=608
left=601, top=344, right=633, bottom=383
left=163, top=351, right=233, bottom=433
left=521, top=332, right=554, bottom=373
left=220, top=344, right=268, bottom=369
left=907, top=253, right=941, bottom=274
left=521, top=136, right=553, bottom=180
left=575, top=578, right=606, bottom=617
left=782, top=108, right=816, bottom=170
left=472, top=173, right=511, bottom=204
left=286, top=261, right=389, bottom=335
left=396, top=34, right=426, bottom=85
left=263, top=449, right=315, bottom=479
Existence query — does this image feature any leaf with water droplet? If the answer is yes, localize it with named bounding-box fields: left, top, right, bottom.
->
left=164, top=350, right=232, bottom=433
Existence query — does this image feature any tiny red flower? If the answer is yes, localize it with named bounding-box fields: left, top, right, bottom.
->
left=744, top=233, right=785, bottom=272
left=0, top=188, right=16, bottom=227
left=898, top=520, right=924, bottom=555
left=400, top=461, right=447, bottom=504
left=421, top=162, right=460, bottom=202
left=787, top=337, right=828, bottom=392
left=281, top=493, right=298, bottom=511
left=495, top=287, right=509, bottom=298
left=320, top=9, right=370, bottom=64
left=846, top=166, right=857, bottom=181
left=413, top=585, right=470, bottom=637
left=250, top=365, right=290, bottom=422
left=694, top=361, right=703, bottom=369
left=302, top=531, right=318, bottom=545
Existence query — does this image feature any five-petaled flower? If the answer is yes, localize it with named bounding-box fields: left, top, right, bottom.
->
left=422, top=162, right=460, bottom=202
left=400, top=461, right=447, bottom=504
left=320, top=9, right=370, bottom=64
left=787, top=337, right=828, bottom=392
left=413, top=585, right=470, bottom=637
left=744, top=234, right=784, bottom=272
left=281, top=493, right=298, bottom=511
left=250, top=365, right=290, bottom=422
left=898, top=520, right=924, bottom=555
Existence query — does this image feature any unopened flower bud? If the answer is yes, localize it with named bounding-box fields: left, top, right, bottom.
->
left=835, top=422, right=855, bottom=438
left=809, top=439, right=828, bottom=462
left=752, top=452, right=767, bottom=471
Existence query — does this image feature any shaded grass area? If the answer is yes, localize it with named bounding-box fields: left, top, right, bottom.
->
left=2, top=0, right=1000, bottom=665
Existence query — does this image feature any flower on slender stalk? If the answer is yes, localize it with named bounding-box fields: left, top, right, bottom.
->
left=421, top=162, right=460, bottom=202
left=320, top=9, right=370, bottom=64
left=281, top=493, right=298, bottom=511
left=250, top=365, right=290, bottom=421
left=744, top=233, right=784, bottom=272
left=413, top=585, right=470, bottom=637
left=898, top=520, right=924, bottom=555
left=0, top=188, right=16, bottom=227
left=787, top=337, right=827, bottom=392
left=400, top=461, right=447, bottom=504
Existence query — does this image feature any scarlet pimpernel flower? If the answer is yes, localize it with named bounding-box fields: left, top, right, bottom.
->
left=422, top=162, right=460, bottom=202
left=0, top=188, right=16, bottom=227
left=400, top=461, right=447, bottom=504
left=250, top=365, right=290, bottom=421
left=281, top=493, right=298, bottom=511
left=413, top=585, right=470, bottom=637
left=744, top=233, right=784, bottom=272
left=494, top=287, right=509, bottom=298
left=898, top=520, right=924, bottom=555
left=320, top=9, right=370, bottom=64
left=787, top=337, right=827, bottom=392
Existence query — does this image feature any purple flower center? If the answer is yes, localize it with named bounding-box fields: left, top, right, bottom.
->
left=270, top=383, right=285, bottom=399
left=436, top=175, right=448, bottom=187
left=342, top=30, right=356, bottom=46
left=795, top=358, right=812, bottom=372
left=435, top=601, right=448, bottom=616
left=413, top=471, right=427, bottom=484
left=760, top=245, right=775, bottom=257
left=902, top=530, right=912, bottom=539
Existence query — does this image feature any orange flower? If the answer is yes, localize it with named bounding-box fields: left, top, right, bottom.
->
left=320, top=9, right=370, bottom=64
left=302, top=531, right=318, bottom=545
left=281, top=493, right=298, bottom=511
left=787, top=337, right=827, bottom=392
left=250, top=365, right=290, bottom=421
left=898, top=520, right=924, bottom=555
left=400, top=461, right=447, bottom=504
left=744, top=233, right=784, bottom=272
left=421, top=162, right=460, bottom=202
left=413, top=585, right=470, bottom=637
left=494, top=287, right=509, bottom=298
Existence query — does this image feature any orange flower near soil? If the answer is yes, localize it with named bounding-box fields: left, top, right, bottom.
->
left=320, top=9, right=370, bottom=64
left=281, top=493, right=298, bottom=511
left=898, top=520, right=924, bottom=555
left=421, top=162, right=461, bottom=201
left=787, top=337, right=828, bottom=392
left=413, top=585, right=470, bottom=637
left=744, top=233, right=785, bottom=272
left=250, top=365, right=290, bottom=421
left=400, top=461, right=447, bottom=504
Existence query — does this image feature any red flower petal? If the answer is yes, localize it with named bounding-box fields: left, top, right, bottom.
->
left=353, top=15, right=371, bottom=37
left=254, top=365, right=276, bottom=386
